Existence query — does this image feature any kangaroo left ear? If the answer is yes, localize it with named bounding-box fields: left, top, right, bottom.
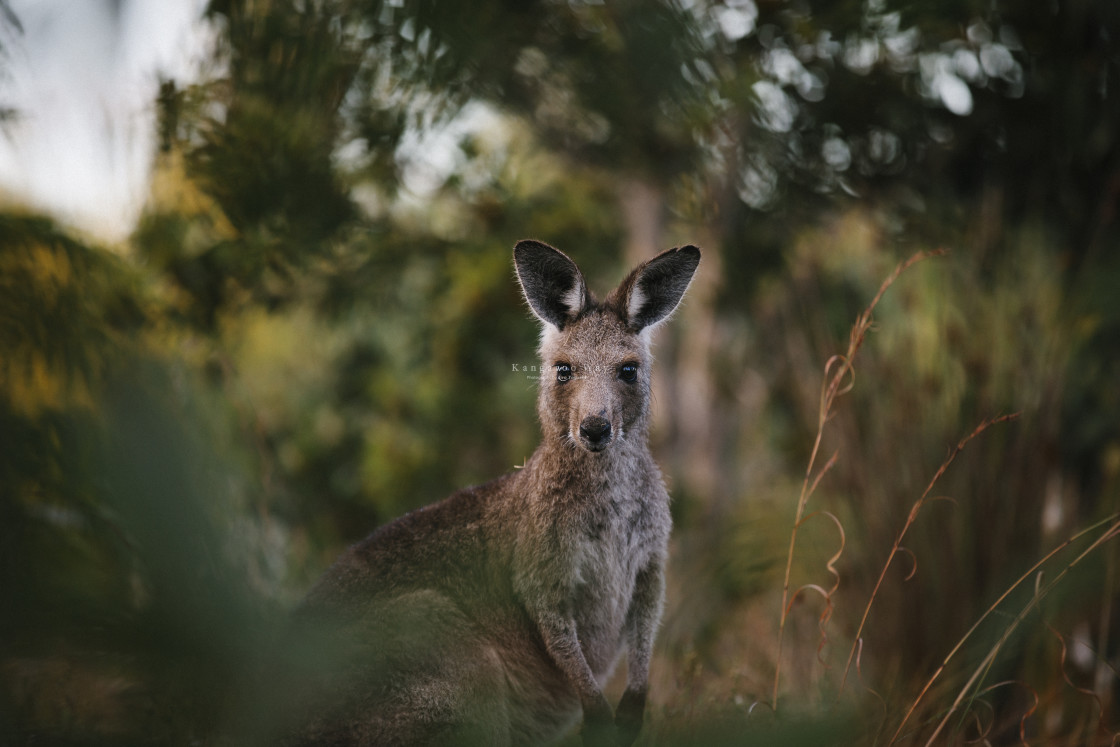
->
left=615, top=245, right=701, bottom=332
left=514, top=240, right=589, bottom=330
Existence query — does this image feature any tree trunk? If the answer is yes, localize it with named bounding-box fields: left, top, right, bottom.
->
left=618, top=177, right=721, bottom=503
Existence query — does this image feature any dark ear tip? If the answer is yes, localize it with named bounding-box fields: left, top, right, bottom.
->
left=665, top=245, right=701, bottom=276
left=514, top=239, right=555, bottom=258
left=674, top=244, right=701, bottom=262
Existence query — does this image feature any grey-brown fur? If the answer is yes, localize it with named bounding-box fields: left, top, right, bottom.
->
left=282, top=240, right=700, bottom=746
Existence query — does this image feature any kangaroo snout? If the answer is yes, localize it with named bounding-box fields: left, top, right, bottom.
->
left=578, top=415, right=612, bottom=450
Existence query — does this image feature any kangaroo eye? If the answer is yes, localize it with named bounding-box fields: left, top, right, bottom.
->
left=556, top=363, right=573, bottom=383
left=619, top=363, right=638, bottom=383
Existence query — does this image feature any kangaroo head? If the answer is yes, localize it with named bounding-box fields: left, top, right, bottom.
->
left=514, top=240, right=701, bottom=454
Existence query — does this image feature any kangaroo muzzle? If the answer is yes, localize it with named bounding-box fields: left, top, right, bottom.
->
left=578, top=415, right=612, bottom=451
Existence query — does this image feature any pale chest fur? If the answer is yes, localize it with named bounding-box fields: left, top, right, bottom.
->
left=517, top=458, right=670, bottom=678
left=574, top=487, right=669, bottom=677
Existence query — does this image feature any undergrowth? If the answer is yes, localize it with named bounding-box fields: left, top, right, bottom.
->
left=654, top=250, right=1120, bottom=745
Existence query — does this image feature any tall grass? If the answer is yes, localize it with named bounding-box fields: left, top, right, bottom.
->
left=701, top=239, right=1120, bottom=745
left=645, top=231, right=1115, bottom=743
left=771, top=249, right=947, bottom=709
left=894, top=516, right=1120, bottom=745
left=839, top=412, right=1022, bottom=696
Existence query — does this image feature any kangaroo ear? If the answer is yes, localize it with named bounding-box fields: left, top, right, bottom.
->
left=617, top=245, right=701, bottom=332
left=514, top=240, right=589, bottom=330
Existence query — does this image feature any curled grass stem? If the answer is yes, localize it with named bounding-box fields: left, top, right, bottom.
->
left=838, top=412, right=1021, bottom=694
left=771, top=249, right=945, bottom=709
left=1046, top=620, right=1111, bottom=742
left=887, top=515, right=1120, bottom=745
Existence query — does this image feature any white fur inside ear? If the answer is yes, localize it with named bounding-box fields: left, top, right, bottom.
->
left=560, top=277, right=585, bottom=318
left=627, top=284, right=646, bottom=322
left=539, top=322, right=562, bottom=350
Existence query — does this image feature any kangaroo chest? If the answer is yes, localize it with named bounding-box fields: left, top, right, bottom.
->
left=508, top=455, right=670, bottom=679
left=572, top=496, right=652, bottom=585
left=567, top=490, right=664, bottom=673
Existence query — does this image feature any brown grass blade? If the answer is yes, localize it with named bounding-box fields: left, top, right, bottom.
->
left=913, top=519, right=1120, bottom=746
left=886, top=516, right=1119, bottom=744
left=771, top=249, right=945, bottom=709
left=1047, top=621, right=1119, bottom=743
left=839, top=413, right=1021, bottom=694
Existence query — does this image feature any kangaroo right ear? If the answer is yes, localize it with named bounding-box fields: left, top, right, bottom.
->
left=514, top=240, right=589, bottom=330
left=616, top=245, right=701, bottom=332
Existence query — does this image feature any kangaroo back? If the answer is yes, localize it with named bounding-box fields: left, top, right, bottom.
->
left=278, top=240, right=700, bottom=747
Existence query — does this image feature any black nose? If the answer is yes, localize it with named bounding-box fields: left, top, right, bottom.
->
left=579, top=416, right=611, bottom=446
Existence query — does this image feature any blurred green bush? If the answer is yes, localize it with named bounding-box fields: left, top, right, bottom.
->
left=3, top=0, right=1120, bottom=744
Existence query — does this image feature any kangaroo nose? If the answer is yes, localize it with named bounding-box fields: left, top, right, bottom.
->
left=579, top=416, right=612, bottom=447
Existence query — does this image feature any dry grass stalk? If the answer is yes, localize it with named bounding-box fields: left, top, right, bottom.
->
left=887, top=516, right=1120, bottom=745
left=1047, top=620, right=1107, bottom=743
left=770, top=249, right=946, bottom=709
left=838, top=412, right=1021, bottom=694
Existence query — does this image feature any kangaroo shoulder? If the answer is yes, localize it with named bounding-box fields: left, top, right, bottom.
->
left=302, top=474, right=518, bottom=610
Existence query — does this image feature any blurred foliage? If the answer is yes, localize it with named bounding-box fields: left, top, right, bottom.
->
left=3, top=0, right=1120, bottom=744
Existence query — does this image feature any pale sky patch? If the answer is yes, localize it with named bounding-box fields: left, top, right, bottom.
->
left=0, top=0, right=211, bottom=242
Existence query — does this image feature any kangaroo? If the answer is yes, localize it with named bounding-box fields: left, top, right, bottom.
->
left=281, top=240, right=700, bottom=746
